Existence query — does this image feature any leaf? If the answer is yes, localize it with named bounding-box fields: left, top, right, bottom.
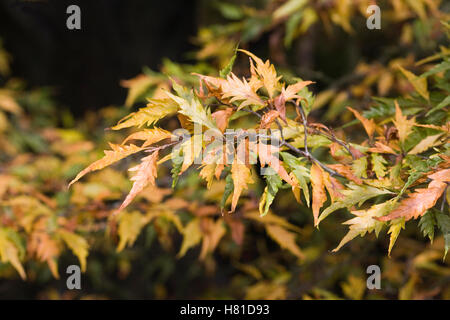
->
left=377, top=169, right=450, bottom=222
left=328, top=164, right=362, bottom=184
left=220, top=173, right=234, bottom=210
left=166, top=86, right=218, bottom=131
left=347, top=107, right=376, bottom=138
left=352, top=156, right=368, bottom=179
left=408, top=133, right=444, bottom=155
left=219, top=49, right=237, bottom=78
left=265, top=224, right=304, bottom=259
left=333, top=200, right=396, bottom=252
left=426, top=95, right=450, bottom=116
left=318, top=184, right=393, bottom=224
left=371, top=153, right=388, bottom=178
left=29, top=231, right=60, bottom=278
left=211, top=108, right=233, bottom=132
left=419, top=210, right=436, bottom=242
left=122, top=128, right=172, bottom=147
left=259, top=169, right=283, bottom=216
left=310, top=164, right=326, bottom=226
left=58, top=229, right=89, bottom=272
left=221, top=73, right=264, bottom=109
left=112, top=99, right=178, bottom=130
left=435, top=210, right=450, bottom=259
left=116, top=150, right=159, bottom=213
left=199, top=163, right=216, bottom=189
left=393, top=100, right=416, bottom=145
left=260, top=110, right=280, bottom=129
left=69, top=143, right=143, bottom=187
left=273, top=0, right=308, bottom=20
left=120, top=74, right=158, bottom=107
left=397, top=66, right=429, bottom=100
left=258, top=143, right=295, bottom=186
left=117, top=211, right=149, bottom=252
left=0, top=228, right=26, bottom=279
left=170, top=147, right=184, bottom=188
left=239, top=50, right=282, bottom=98
left=199, top=219, right=226, bottom=260
left=387, top=219, right=405, bottom=256
left=231, top=156, right=253, bottom=213
left=178, top=218, right=202, bottom=258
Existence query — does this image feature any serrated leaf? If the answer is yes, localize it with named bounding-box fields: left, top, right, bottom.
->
left=265, top=224, right=303, bottom=259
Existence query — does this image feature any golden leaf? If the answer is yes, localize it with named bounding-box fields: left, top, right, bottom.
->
left=310, top=163, right=327, bottom=226
left=69, top=143, right=143, bottom=187
left=58, top=229, right=89, bottom=272
left=117, top=150, right=159, bottom=213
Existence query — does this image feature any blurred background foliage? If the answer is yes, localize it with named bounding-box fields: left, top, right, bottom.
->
left=0, top=0, right=449, bottom=299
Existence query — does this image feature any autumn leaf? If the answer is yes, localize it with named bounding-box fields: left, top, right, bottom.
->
left=199, top=218, right=226, bottom=260
left=122, top=128, right=172, bottom=147
left=221, top=73, right=264, bottom=109
left=239, top=49, right=282, bottom=98
left=347, top=107, right=376, bottom=138
left=0, top=228, right=26, bottom=279
left=69, top=143, right=144, bottom=187
left=333, top=200, right=397, bottom=252
left=231, top=156, right=253, bottom=213
left=112, top=98, right=178, bottom=130
left=258, top=143, right=295, bottom=186
left=397, top=65, right=429, bottom=100
left=121, top=74, right=159, bottom=107
left=116, top=150, right=159, bottom=213
left=393, top=100, right=416, bottom=145
left=260, top=110, right=280, bottom=129
left=211, top=108, right=233, bottom=132
left=58, top=229, right=89, bottom=272
left=178, top=218, right=202, bottom=258
left=408, top=133, right=444, bottom=155
left=310, top=163, right=327, bottom=226
left=117, top=211, right=149, bottom=252
left=265, top=224, right=304, bottom=259
left=377, top=169, right=450, bottom=222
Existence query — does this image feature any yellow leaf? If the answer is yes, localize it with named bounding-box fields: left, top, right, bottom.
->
left=239, top=50, right=282, bottom=98
left=408, top=133, right=444, bottom=155
left=120, top=74, right=159, bottom=107
left=122, top=128, right=172, bottom=147
left=117, top=211, right=149, bottom=252
left=393, top=100, right=416, bottom=144
left=266, top=224, right=304, bottom=259
left=387, top=219, right=405, bottom=256
left=178, top=219, right=202, bottom=258
left=69, top=143, right=143, bottom=187
left=310, top=163, right=327, bottom=226
left=58, top=229, right=89, bottom=272
left=221, top=72, right=264, bottom=109
left=112, top=98, right=178, bottom=130
left=398, top=66, right=429, bottom=100
left=347, top=107, right=376, bottom=138
left=0, top=229, right=26, bottom=279
left=231, top=158, right=253, bottom=213
left=117, top=150, right=159, bottom=213
left=199, top=163, right=216, bottom=189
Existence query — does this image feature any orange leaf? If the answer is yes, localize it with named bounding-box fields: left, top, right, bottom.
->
left=116, top=150, right=159, bottom=213
left=347, top=107, right=376, bottom=138
left=310, top=164, right=327, bottom=226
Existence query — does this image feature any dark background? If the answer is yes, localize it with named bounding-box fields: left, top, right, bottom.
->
left=0, top=0, right=198, bottom=114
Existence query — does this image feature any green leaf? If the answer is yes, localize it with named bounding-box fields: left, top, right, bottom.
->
left=419, top=210, right=436, bottom=242
left=219, top=48, right=237, bottom=78
left=171, top=148, right=184, bottom=188
left=220, top=173, right=234, bottom=210
left=435, top=210, right=450, bottom=259
left=259, top=168, right=283, bottom=216
left=426, top=95, right=450, bottom=116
